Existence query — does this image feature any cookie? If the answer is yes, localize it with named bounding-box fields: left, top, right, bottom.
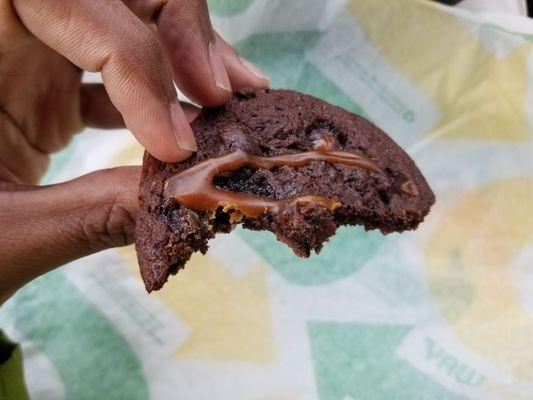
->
left=135, top=89, right=435, bottom=292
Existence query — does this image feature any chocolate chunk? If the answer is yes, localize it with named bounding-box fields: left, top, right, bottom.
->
left=135, top=89, right=435, bottom=292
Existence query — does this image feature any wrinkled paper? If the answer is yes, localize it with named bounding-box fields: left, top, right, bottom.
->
left=2, top=0, right=533, bottom=398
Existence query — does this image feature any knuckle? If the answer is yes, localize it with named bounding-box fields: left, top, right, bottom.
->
left=0, top=0, right=29, bottom=49
left=123, top=0, right=168, bottom=22
left=114, top=27, right=162, bottom=66
left=81, top=199, right=135, bottom=250
left=95, top=15, right=162, bottom=69
left=158, top=0, right=213, bottom=43
left=79, top=169, right=136, bottom=250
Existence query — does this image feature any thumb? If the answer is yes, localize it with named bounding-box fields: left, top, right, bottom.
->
left=0, top=166, right=140, bottom=302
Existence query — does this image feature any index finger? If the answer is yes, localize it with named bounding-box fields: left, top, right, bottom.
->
left=13, top=0, right=196, bottom=162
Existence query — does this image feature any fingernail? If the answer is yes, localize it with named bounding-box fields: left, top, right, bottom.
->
left=208, top=42, right=231, bottom=92
left=170, top=101, right=197, bottom=152
left=239, top=56, right=269, bottom=84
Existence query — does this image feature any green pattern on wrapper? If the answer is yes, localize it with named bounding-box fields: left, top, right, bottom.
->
left=41, top=146, right=75, bottom=184
left=238, top=226, right=384, bottom=285
left=234, top=32, right=380, bottom=285
left=308, top=322, right=469, bottom=400
left=0, top=331, right=29, bottom=400
left=235, top=31, right=368, bottom=117
left=8, top=271, right=148, bottom=400
left=207, top=0, right=255, bottom=16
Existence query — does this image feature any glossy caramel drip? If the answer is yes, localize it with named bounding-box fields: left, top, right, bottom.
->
left=164, top=150, right=383, bottom=219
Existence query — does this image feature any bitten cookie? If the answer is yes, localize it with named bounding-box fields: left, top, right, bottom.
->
left=135, top=89, right=435, bottom=292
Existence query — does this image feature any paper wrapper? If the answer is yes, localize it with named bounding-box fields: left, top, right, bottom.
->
left=2, top=0, right=533, bottom=398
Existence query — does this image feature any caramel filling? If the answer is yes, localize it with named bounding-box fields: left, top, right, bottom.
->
left=164, top=150, right=385, bottom=219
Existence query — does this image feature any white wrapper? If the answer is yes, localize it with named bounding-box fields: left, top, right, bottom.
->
left=2, top=1, right=533, bottom=399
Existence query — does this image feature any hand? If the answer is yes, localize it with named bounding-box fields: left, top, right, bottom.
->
left=0, top=0, right=269, bottom=302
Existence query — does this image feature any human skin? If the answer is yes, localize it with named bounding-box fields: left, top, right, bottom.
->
left=0, top=0, right=269, bottom=303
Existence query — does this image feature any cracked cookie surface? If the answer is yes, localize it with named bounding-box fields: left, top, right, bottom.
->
left=135, top=89, right=435, bottom=292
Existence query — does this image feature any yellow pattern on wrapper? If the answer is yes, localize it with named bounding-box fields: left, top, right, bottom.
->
left=427, top=179, right=533, bottom=380
left=115, top=142, right=277, bottom=362
left=347, top=0, right=530, bottom=141
left=121, top=247, right=276, bottom=363
left=88, top=1, right=533, bottom=396
left=113, top=141, right=144, bottom=166
left=167, top=255, right=275, bottom=362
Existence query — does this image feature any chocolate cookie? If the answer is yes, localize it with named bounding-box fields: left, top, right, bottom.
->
left=135, top=89, right=434, bottom=292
